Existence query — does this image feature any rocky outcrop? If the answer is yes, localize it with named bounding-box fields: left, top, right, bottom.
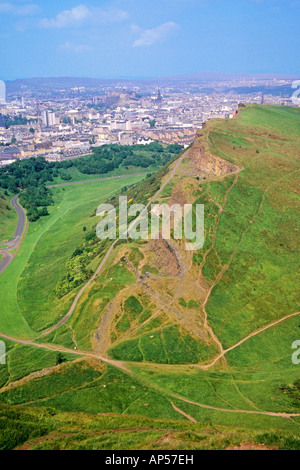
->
left=146, top=238, right=181, bottom=276
left=188, top=140, right=239, bottom=177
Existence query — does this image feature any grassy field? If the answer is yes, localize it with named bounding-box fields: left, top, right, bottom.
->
left=49, top=164, right=152, bottom=185
left=0, top=105, right=299, bottom=449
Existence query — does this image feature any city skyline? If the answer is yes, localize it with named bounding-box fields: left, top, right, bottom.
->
left=0, top=0, right=300, bottom=80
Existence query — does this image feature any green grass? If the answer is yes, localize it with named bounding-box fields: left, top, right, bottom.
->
left=0, top=360, right=104, bottom=406
left=109, top=325, right=218, bottom=364
left=0, top=338, right=77, bottom=388
left=0, top=175, right=143, bottom=337
left=3, top=403, right=299, bottom=450
left=124, top=296, right=143, bottom=319
left=50, top=164, right=155, bottom=185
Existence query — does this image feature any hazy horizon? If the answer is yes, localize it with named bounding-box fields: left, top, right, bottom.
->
left=4, top=71, right=300, bottom=83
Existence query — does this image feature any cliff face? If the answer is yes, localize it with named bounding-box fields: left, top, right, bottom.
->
left=188, top=140, right=239, bottom=177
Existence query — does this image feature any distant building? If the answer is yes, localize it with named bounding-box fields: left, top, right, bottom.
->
left=136, top=137, right=153, bottom=145
left=156, top=88, right=163, bottom=104
left=0, top=148, right=18, bottom=167
left=42, top=110, right=56, bottom=127
left=0, top=81, right=6, bottom=104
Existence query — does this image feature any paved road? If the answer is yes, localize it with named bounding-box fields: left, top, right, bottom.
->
left=0, top=251, right=13, bottom=274
left=0, top=196, right=26, bottom=274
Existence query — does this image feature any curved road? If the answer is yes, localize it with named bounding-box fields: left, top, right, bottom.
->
left=0, top=196, right=26, bottom=274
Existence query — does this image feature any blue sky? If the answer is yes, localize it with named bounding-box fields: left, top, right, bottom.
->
left=0, top=0, right=299, bottom=79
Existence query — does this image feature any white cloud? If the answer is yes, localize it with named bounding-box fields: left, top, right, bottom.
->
left=40, top=4, right=129, bottom=29
left=59, top=41, right=93, bottom=53
left=0, top=2, right=39, bottom=15
left=132, top=21, right=180, bottom=47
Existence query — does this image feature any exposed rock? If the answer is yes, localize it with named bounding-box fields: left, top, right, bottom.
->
left=146, top=238, right=181, bottom=276
left=188, top=139, right=239, bottom=177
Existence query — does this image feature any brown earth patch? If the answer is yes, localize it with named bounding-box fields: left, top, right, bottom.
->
left=188, top=140, right=239, bottom=177
left=145, top=238, right=180, bottom=276
left=226, top=442, right=279, bottom=451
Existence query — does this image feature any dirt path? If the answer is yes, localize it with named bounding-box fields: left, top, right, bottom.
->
left=1, top=310, right=299, bottom=420
left=0, top=332, right=131, bottom=373
left=171, top=402, right=197, bottom=423
left=197, top=167, right=300, bottom=362
left=198, top=310, right=300, bottom=370
left=197, top=174, right=240, bottom=354
left=40, top=153, right=186, bottom=337
left=173, top=393, right=300, bottom=419
left=198, top=174, right=239, bottom=281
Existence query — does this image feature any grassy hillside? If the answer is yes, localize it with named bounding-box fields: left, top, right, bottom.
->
left=0, top=104, right=299, bottom=450
left=3, top=402, right=300, bottom=451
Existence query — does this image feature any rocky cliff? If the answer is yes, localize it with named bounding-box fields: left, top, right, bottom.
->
left=188, top=139, right=240, bottom=177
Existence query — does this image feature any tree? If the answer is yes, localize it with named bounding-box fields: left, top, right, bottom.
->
left=38, top=207, right=49, bottom=217
left=56, top=353, right=67, bottom=365
left=27, top=208, right=39, bottom=222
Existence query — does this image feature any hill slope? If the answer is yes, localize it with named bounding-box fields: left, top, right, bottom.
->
left=0, top=104, right=299, bottom=449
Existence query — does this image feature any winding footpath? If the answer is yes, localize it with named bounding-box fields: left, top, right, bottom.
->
left=40, top=153, right=186, bottom=337
left=0, top=195, right=26, bottom=274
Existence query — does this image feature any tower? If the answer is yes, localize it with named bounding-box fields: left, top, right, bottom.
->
left=156, top=87, right=162, bottom=104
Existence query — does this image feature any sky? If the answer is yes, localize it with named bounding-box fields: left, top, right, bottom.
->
left=0, top=0, right=299, bottom=79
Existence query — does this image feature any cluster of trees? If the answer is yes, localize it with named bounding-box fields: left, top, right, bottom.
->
left=71, top=143, right=182, bottom=175
left=0, top=143, right=183, bottom=222
left=4, top=114, right=37, bottom=129
left=0, top=157, right=55, bottom=221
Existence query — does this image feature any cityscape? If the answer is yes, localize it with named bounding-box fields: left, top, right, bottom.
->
left=0, top=76, right=296, bottom=166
